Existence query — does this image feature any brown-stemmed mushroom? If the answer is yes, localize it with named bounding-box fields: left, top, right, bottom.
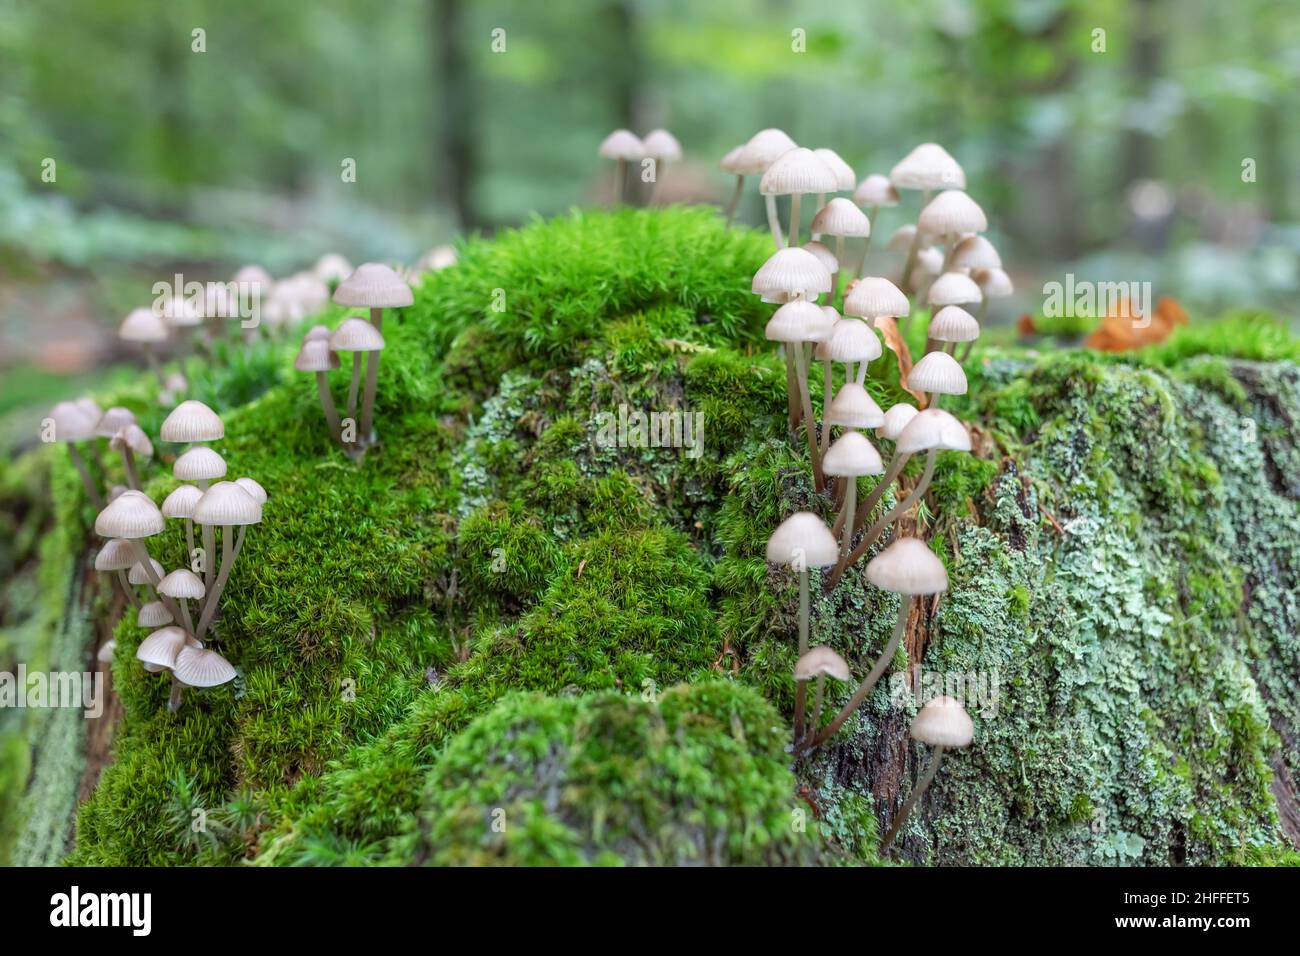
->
left=881, top=695, right=974, bottom=850
left=795, top=646, right=851, bottom=748
left=192, top=481, right=263, bottom=641
left=328, top=318, right=385, bottom=451
left=158, top=568, right=205, bottom=634
left=766, top=512, right=838, bottom=743
left=597, top=129, right=644, bottom=205
left=812, top=538, right=949, bottom=747
left=295, top=334, right=343, bottom=444
left=641, top=129, right=682, bottom=204
left=161, top=484, right=203, bottom=575
left=119, top=308, right=170, bottom=385
left=48, top=400, right=103, bottom=507
left=822, top=431, right=884, bottom=557
left=94, top=491, right=180, bottom=621
left=765, top=300, right=834, bottom=487
left=332, top=263, right=411, bottom=450
left=95, top=537, right=141, bottom=609
left=753, top=247, right=833, bottom=434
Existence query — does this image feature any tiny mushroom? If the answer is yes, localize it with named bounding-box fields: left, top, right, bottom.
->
left=95, top=537, right=141, bottom=609
left=332, top=263, right=411, bottom=449
left=295, top=333, right=343, bottom=443
left=158, top=568, right=205, bottom=634
left=641, top=128, right=682, bottom=203
left=795, top=646, right=852, bottom=747
left=192, top=481, right=263, bottom=641
left=109, top=423, right=152, bottom=490
left=810, top=198, right=871, bottom=301
left=328, top=317, right=386, bottom=450
left=94, top=491, right=180, bottom=621
left=822, top=430, right=884, bottom=558
left=137, top=600, right=174, bottom=629
left=881, top=695, right=974, bottom=849
left=597, top=129, right=644, bottom=204
left=759, top=147, right=838, bottom=249
left=118, top=307, right=170, bottom=384
left=48, top=400, right=103, bottom=507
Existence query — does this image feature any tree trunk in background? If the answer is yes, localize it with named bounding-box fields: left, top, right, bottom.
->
left=433, top=0, right=479, bottom=230
left=1121, top=0, right=1161, bottom=189
left=603, top=0, right=643, bottom=131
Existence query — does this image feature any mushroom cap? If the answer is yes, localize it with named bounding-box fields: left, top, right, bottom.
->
left=974, top=267, right=1014, bottom=298
left=751, top=248, right=832, bottom=297
left=825, top=383, right=885, bottom=429
left=877, top=403, right=919, bottom=441
left=128, top=557, right=165, bottom=586
left=889, top=142, right=966, bottom=191
left=910, top=695, right=974, bottom=748
left=894, top=408, right=972, bottom=454
left=158, top=568, right=205, bottom=600
left=75, top=397, right=103, bottom=421
left=915, top=247, right=945, bottom=279
left=795, top=646, right=852, bottom=682
left=95, top=492, right=164, bottom=539
left=866, top=537, right=949, bottom=595
left=161, top=484, right=204, bottom=519
left=109, top=423, right=153, bottom=458
left=759, top=147, right=838, bottom=196
left=329, top=317, right=386, bottom=352
left=48, top=401, right=97, bottom=442
left=843, top=277, right=909, bottom=320
left=736, top=128, right=797, bottom=174
left=810, top=198, right=871, bottom=238
left=927, top=272, right=983, bottom=307
left=172, top=646, right=237, bottom=688
left=192, top=481, right=263, bottom=527
left=96, top=639, right=116, bottom=664
left=800, top=240, right=839, bottom=274
left=417, top=245, right=458, bottom=272
left=598, top=128, right=644, bottom=161
left=95, top=406, right=137, bottom=439
left=294, top=337, right=340, bottom=373
left=234, top=477, right=267, bottom=505
left=929, top=306, right=981, bottom=343
left=305, top=324, right=332, bottom=342
left=314, top=253, right=354, bottom=284
left=765, top=512, right=839, bottom=569
left=119, top=307, right=169, bottom=343
left=160, top=400, right=224, bottom=443
left=94, top=538, right=139, bottom=571
left=765, top=300, right=836, bottom=344
left=853, top=174, right=900, bottom=208
left=107, top=485, right=128, bottom=502
left=819, top=317, right=882, bottom=363
left=918, top=190, right=987, bottom=237
left=822, top=430, right=885, bottom=477
left=137, top=601, right=174, bottom=628
left=887, top=224, right=936, bottom=252
left=641, top=128, right=682, bottom=162
left=136, top=626, right=190, bottom=670
left=719, top=144, right=746, bottom=174
left=906, top=351, right=969, bottom=396
left=812, top=148, right=856, bottom=191
left=951, top=235, right=1001, bottom=271
left=233, top=264, right=273, bottom=291
left=331, top=262, right=414, bottom=308
left=173, top=445, right=227, bottom=482
left=161, top=294, right=203, bottom=328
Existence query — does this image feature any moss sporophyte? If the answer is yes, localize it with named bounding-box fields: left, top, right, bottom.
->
left=22, top=192, right=1298, bottom=866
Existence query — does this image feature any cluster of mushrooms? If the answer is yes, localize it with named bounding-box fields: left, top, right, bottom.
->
left=741, top=134, right=1011, bottom=851
left=80, top=399, right=264, bottom=712
left=293, top=261, right=413, bottom=458
left=597, top=128, right=683, bottom=204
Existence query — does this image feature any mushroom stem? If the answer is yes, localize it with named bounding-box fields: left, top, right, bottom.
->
left=197, top=478, right=215, bottom=594
left=811, top=597, right=909, bottom=747
left=316, top=371, right=343, bottom=444
left=792, top=567, right=811, bottom=742
left=723, top=174, right=744, bottom=227
left=785, top=348, right=801, bottom=433
left=114, top=569, right=140, bottom=609
left=614, top=159, right=626, bottom=205
left=790, top=343, right=825, bottom=490
left=830, top=236, right=844, bottom=304
left=787, top=193, right=801, bottom=248
left=120, top=446, right=140, bottom=490
left=359, top=307, right=383, bottom=445
left=195, top=525, right=245, bottom=641
left=856, top=360, right=868, bottom=387
left=899, top=224, right=923, bottom=291
left=178, top=597, right=195, bottom=635
left=128, top=540, right=182, bottom=621
left=66, top=444, right=104, bottom=508
left=819, top=358, right=833, bottom=453
left=765, top=195, right=784, bottom=250
left=858, top=206, right=879, bottom=277
left=804, top=674, right=827, bottom=745
left=881, top=745, right=947, bottom=851
left=836, top=449, right=937, bottom=579
left=959, top=297, right=987, bottom=365
left=185, top=519, right=196, bottom=571
left=346, top=352, right=362, bottom=424
left=839, top=475, right=857, bottom=557
left=853, top=452, right=911, bottom=538
left=167, top=677, right=184, bottom=713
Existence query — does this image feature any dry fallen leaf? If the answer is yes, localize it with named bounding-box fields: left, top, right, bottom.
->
left=874, top=315, right=925, bottom=405
left=1085, top=296, right=1188, bottom=352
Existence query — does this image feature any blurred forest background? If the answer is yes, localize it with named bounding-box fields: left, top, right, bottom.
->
left=2, top=0, right=1298, bottom=447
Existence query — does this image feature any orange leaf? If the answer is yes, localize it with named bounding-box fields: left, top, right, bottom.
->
left=874, top=316, right=925, bottom=405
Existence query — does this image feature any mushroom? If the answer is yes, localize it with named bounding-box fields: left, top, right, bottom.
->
left=597, top=129, right=644, bottom=205
left=109, top=423, right=152, bottom=490
left=889, top=144, right=966, bottom=288
left=313, top=253, right=354, bottom=287
left=128, top=557, right=166, bottom=601
left=161, top=293, right=203, bottom=360
left=822, top=431, right=884, bottom=557
left=811, top=538, right=949, bottom=747
left=295, top=334, right=343, bottom=443
left=158, top=568, right=205, bottom=634
left=95, top=537, right=142, bottom=609
left=728, top=128, right=797, bottom=234
left=809, top=199, right=870, bottom=303
left=641, top=129, right=682, bottom=203
left=766, top=512, right=838, bottom=742
left=881, top=695, right=974, bottom=850
left=137, top=600, right=174, bottom=629
left=161, top=484, right=203, bottom=575
left=877, top=403, right=919, bottom=445
left=928, top=305, right=981, bottom=356
left=917, top=190, right=987, bottom=268
left=136, top=626, right=210, bottom=711
left=118, top=308, right=170, bottom=385
left=951, top=235, right=1001, bottom=272
left=47, top=400, right=103, bottom=507
left=852, top=174, right=900, bottom=274
left=842, top=276, right=910, bottom=328
left=961, top=267, right=1014, bottom=363
left=95, top=407, right=136, bottom=442
left=332, top=262, right=409, bottom=448
left=765, top=300, right=834, bottom=487
left=759, top=147, right=838, bottom=249
left=795, top=646, right=851, bottom=748
left=192, top=481, right=263, bottom=641
left=94, top=491, right=180, bottom=621
left=96, top=639, right=116, bottom=665
left=753, top=247, right=833, bottom=434
left=328, top=318, right=386, bottom=451
left=719, top=145, right=747, bottom=227
left=908, top=350, right=968, bottom=409
left=161, top=400, right=225, bottom=591
left=809, top=147, right=856, bottom=239
left=234, top=477, right=267, bottom=505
